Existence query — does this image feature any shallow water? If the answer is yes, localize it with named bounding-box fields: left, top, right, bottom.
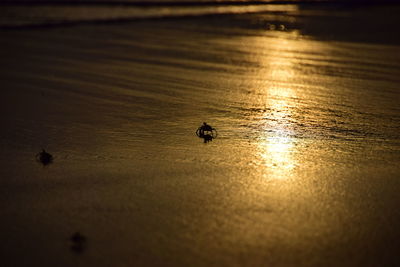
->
left=1, top=4, right=400, bottom=267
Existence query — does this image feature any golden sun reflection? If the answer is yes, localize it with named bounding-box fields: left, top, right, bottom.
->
left=258, top=135, right=297, bottom=179
left=257, top=86, right=297, bottom=179
left=252, top=34, right=301, bottom=180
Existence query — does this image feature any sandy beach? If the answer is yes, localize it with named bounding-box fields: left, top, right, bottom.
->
left=1, top=3, right=400, bottom=266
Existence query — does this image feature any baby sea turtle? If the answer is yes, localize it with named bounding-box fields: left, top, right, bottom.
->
left=196, top=122, right=218, bottom=143
left=70, top=232, right=87, bottom=254
left=36, top=149, right=53, bottom=166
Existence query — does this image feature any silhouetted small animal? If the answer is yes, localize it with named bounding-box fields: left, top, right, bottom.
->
left=196, top=122, right=218, bottom=142
left=71, top=232, right=86, bottom=243
left=36, top=149, right=53, bottom=166
left=70, top=232, right=87, bottom=254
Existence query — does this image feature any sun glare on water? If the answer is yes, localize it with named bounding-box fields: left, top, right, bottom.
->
left=251, top=34, right=302, bottom=180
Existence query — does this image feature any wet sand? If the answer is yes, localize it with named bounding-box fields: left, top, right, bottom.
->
left=1, top=7, right=400, bottom=267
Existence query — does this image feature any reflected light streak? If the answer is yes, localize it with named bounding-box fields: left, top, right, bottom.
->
left=259, top=135, right=297, bottom=179
left=254, top=35, right=300, bottom=180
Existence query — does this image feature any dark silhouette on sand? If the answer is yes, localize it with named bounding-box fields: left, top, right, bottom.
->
left=196, top=122, right=218, bottom=143
left=36, top=149, right=53, bottom=166
left=70, top=232, right=87, bottom=254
